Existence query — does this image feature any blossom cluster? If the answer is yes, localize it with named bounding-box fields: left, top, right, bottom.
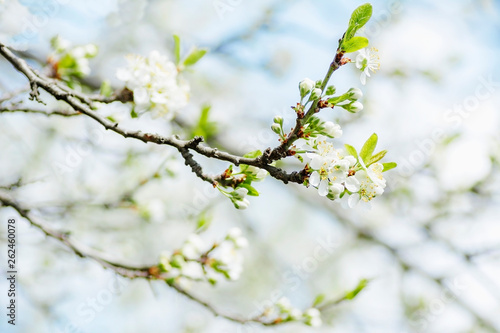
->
left=294, top=133, right=388, bottom=208
left=116, top=51, right=189, bottom=119
left=158, top=228, right=248, bottom=286
left=260, top=297, right=322, bottom=327
left=218, top=155, right=268, bottom=210
left=278, top=46, right=391, bottom=208
left=49, top=36, right=98, bottom=79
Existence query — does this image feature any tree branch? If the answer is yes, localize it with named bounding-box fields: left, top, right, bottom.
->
left=0, top=42, right=307, bottom=186
left=0, top=106, right=80, bottom=117
left=260, top=51, right=344, bottom=164
left=0, top=191, right=287, bottom=326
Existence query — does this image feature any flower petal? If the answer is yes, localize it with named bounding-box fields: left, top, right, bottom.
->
left=309, top=171, right=320, bottom=186
left=318, top=180, right=329, bottom=196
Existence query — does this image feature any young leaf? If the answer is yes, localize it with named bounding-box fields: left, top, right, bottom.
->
left=130, top=107, right=138, bottom=118
left=344, top=144, right=359, bottom=161
left=191, top=105, right=218, bottom=140
left=325, top=85, right=336, bottom=96
left=349, top=3, right=373, bottom=30
left=243, top=150, right=262, bottom=159
left=195, top=211, right=212, bottom=233
left=359, top=133, right=378, bottom=164
left=341, top=36, right=369, bottom=53
left=328, top=93, right=350, bottom=105
left=100, top=80, right=113, bottom=97
left=344, top=3, right=373, bottom=42
left=345, top=278, right=369, bottom=300
left=313, top=294, right=326, bottom=307
left=173, top=35, right=181, bottom=65
left=183, top=47, right=208, bottom=67
left=239, top=183, right=259, bottom=196
left=368, top=150, right=387, bottom=166
left=382, top=162, right=397, bottom=172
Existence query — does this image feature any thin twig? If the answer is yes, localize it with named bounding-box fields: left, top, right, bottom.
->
left=0, top=192, right=288, bottom=326
left=0, top=42, right=307, bottom=186
left=0, top=107, right=80, bottom=117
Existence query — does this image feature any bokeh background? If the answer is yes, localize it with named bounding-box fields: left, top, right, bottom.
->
left=1, top=0, right=500, bottom=332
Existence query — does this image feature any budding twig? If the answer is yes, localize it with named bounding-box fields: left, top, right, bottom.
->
left=0, top=42, right=308, bottom=187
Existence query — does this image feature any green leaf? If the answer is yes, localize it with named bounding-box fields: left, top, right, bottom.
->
left=341, top=36, right=369, bottom=53
left=239, top=183, right=259, bottom=196
left=345, top=278, right=369, bottom=300
left=327, top=93, right=350, bottom=105
left=195, top=211, right=212, bottom=232
left=343, top=3, right=373, bottom=43
left=382, top=162, right=397, bottom=172
left=58, top=54, right=77, bottom=70
left=368, top=150, right=387, bottom=166
left=359, top=133, right=378, bottom=164
left=183, top=47, right=208, bottom=67
left=313, top=294, right=326, bottom=307
left=349, top=3, right=373, bottom=31
left=100, top=80, right=113, bottom=97
left=130, top=107, right=138, bottom=118
left=191, top=105, right=217, bottom=140
left=325, top=85, right=336, bottom=96
left=243, top=150, right=262, bottom=159
left=344, top=144, right=359, bottom=161
left=173, top=35, right=181, bottom=65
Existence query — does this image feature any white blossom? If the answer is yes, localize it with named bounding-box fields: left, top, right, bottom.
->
left=306, top=137, right=357, bottom=197
left=181, top=234, right=206, bottom=259
left=116, top=51, right=189, bottom=118
left=181, top=262, right=204, bottom=280
left=209, top=240, right=244, bottom=281
left=356, top=47, right=380, bottom=85
left=348, top=162, right=386, bottom=207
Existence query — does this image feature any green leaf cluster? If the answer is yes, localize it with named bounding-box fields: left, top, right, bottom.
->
left=190, top=105, right=218, bottom=140
left=340, top=3, right=373, bottom=53
left=345, top=133, right=397, bottom=171
left=174, top=35, right=208, bottom=69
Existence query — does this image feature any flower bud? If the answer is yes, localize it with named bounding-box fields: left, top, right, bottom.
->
left=299, top=78, right=315, bottom=98
left=234, top=198, right=249, bottom=210
left=322, top=121, right=342, bottom=138
left=310, top=88, right=322, bottom=101
left=271, top=123, right=281, bottom=134
left=273, top=116, right=283, bottom=125
left=342, top=101, right=363, bottom=113
left=347, top=87, right=363, bottom=100
left=233, top=187, right=248, bottom=200
left=349, top=101, right=364, bottom=113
